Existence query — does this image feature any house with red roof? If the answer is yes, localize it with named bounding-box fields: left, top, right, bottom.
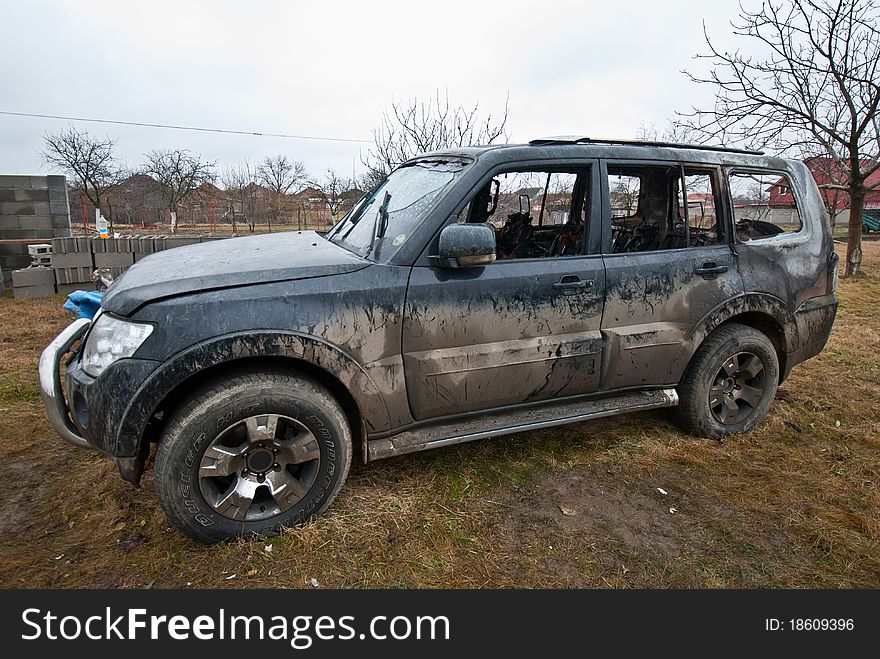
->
left=768, top=156, right=880, bottom=224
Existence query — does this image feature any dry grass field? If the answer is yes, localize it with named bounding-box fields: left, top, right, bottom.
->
left=0, top=240, right=877, bottom=589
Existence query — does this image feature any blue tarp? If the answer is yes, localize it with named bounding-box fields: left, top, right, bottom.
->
left=63, top=290, right=103, bottom=319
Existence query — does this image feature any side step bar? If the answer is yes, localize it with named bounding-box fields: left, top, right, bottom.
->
left=367, top=388, right=679, bottom=461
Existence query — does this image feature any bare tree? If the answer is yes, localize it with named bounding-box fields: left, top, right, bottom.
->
left=142, top=149, right=215, bottom=233
left=635, top=120, right=698, bottom=144
left=221, top=162, right=256, bottom=234
left=610, top=177, right=640, bottom=215
left=42, top=126, right=124, bottom=228
left=364, top=90, right=510, bottom=181
left=799, top=145, right=850, bottom=228
left=677, top=0, right=880, bottom=275
left=312, top=169, right=353, bottom=222
left=256, top=155, right=308, bottom=231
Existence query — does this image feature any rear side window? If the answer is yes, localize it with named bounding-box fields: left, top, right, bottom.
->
left=728, top=170, right=803, bottom=241
left=606, top=164, right=724, bottom=253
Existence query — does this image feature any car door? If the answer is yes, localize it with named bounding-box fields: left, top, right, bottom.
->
left=600, top=160, right=744, bottom=390
left=402, top=164, right=605, bottom=421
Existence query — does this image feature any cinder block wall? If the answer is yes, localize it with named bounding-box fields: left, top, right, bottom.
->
left=0, top=175, right=71, bottom=279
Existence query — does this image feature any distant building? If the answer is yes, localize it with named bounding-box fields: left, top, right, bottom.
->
left=769, top=156, right=880, bottom=224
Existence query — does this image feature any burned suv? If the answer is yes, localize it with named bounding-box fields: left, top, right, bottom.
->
left=41, top=138, right=838, bottom=542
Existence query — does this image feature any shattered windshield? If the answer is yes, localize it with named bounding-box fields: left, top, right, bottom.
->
left=327, top=159, right=469, bottom=261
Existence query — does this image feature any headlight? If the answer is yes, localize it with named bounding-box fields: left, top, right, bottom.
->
left=82, top=312, right=154, bottom=377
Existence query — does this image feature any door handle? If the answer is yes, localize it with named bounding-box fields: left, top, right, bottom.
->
left=552, top=275, right=593, bottom=293
left=695, top=262, right=728, bottom=278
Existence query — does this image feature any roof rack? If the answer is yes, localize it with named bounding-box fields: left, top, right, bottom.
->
left=527, top=136, right=764, bottom=156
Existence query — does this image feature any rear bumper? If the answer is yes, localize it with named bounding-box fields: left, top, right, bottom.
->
left=783, top=293, right=838, bottom=378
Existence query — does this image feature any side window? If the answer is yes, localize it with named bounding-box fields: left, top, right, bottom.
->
left=683, top=171, right=722, bottom=247
left=608, top=165, right=723, bottom=253
left=728, top=170, right=803, bottom=241
left=458, top=169, right=589, bottom=260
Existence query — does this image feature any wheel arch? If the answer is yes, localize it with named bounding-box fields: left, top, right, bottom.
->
left=153, top=355, right=364, bottom=452
left=664, top=293, right=796, bottom=385
left=116, top=331, right=389, bottom=480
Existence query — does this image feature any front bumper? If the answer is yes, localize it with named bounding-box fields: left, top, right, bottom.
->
left=40, top=319, right=163, bottom=483
left=38, top=318, right=91, bottom=449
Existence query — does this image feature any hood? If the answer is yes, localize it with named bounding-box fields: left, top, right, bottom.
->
left=102, top=231, right=368, bottom=316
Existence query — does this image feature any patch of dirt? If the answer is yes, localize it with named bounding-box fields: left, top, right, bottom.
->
left=0, top=459, right=57, bottom=535
left=503, top=468, right=688, bottom=560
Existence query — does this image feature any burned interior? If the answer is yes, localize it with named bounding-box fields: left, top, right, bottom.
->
left=459, top=169, right=588, bottom=259
left=608, top=164, right=724, bottom=253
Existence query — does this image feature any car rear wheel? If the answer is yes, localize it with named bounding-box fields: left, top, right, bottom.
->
left=154, top=369, right=352, bottom=543
left=673, top=323, right=779, bottom=438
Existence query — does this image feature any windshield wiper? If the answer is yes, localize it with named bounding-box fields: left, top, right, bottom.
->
left=335, top=196, right=368, bottom=240
left=366, top=191, right=391, bottom=257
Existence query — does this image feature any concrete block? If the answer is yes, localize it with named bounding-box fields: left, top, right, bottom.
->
left=46, top=175, right=66, bottom=189
left=0, top=202, right=35, bottom=215
left=0, top=216, right=20, bottom=230
left=12, top=267, right=55, bottom=287
left=52, top=251, right=94, bottom=268
left=0, top=175, right=32, bottom=189
left=52, top=228, right=72, bottom=238
left=31, top=256, right=53, bottom=268
left=29, top=176, right=49, bottom=190
left=27, top=244, right=52, bottom=256
left=49, top=200, right=69, bottom=218
left=14, top=188, right=49, bottom=202
left=50, top=214, right=71, bottom=228
left=0, top=228, right=54, bottom=240
left=94, top=251, right=134, bottom=268
left=31, top=201, right=51, bottom=216
left=13, top=284, right=56, bottom=298
left=0, top=189, right=15, bottom=202
left=54, top=266, right=93, bottom=285
left=0, top=242, right=27, bottom=256
left=165, top=236, right=200, bottom=248
left=20, top=216, right=54, bottom=231
left=1, top=255, right=30, bottom=271
left=52, top=237, right=71, bottom=254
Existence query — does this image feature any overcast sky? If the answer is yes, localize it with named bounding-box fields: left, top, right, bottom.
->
left=0, top=0, right=744, bottom=181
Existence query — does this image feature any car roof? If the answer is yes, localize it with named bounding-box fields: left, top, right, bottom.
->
left=410, top=138, right=794, bottom=171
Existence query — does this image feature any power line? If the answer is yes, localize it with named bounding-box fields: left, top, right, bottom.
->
left=0, top=110, right=371, bottom=144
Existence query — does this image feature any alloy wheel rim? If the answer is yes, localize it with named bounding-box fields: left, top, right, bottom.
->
left=708, top=351, right=766, bottom=425
left=198, top=413, right=321, bottom=521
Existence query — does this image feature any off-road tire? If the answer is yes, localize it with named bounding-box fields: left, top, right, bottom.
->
left=154, top=370, right=352, bottom=543
left=673, top=323, right=779, bottom=439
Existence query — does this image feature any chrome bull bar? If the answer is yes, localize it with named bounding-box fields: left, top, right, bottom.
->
left=39, top=318, right=91, bottom=449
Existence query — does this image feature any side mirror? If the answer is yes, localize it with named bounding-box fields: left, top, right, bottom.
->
left=433, top=223, right=496, bottom=268
left=519, top=194, right=530, bottom=216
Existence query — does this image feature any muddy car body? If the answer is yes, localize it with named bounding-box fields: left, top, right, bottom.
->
left=41, top=138, right=838, bottom=541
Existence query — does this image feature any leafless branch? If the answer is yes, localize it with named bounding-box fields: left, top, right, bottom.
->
left=675, top=0, right=880, bottom=275
left=364, top=89, right=510, bottom=181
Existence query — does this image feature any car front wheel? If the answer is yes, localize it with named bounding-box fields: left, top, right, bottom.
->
left=154, top=369, right=352, bottom=543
